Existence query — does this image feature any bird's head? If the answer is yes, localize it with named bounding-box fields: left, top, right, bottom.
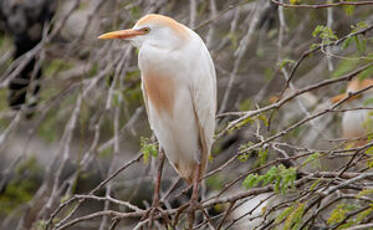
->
left=98, top=14, right=190, bottom=49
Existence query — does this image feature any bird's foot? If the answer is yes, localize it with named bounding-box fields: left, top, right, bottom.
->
left=188, top=163, right=202, bottom=229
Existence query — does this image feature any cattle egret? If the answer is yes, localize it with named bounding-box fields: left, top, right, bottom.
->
left=331, top=78, right=373, bottom=146
left=98, top=14, right=216, bottom=198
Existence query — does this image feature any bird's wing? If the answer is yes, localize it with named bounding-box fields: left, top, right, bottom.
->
left=141, top=80, right=150, bottom=121
left=189, top=43, right=217, bottom=167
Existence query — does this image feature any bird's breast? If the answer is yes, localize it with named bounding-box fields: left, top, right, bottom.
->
left=143, top=72, right=176, bottom=117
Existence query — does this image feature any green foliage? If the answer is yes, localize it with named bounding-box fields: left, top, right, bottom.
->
left=309, top=178, right=321, bottom=191
left=237, top=153, right=250, bottom=162
left=258, top=114, right=269, bottom=127
left=289, top=0, right=300, bottom=5
left=243, top=173, right=260, bottom=188
left=229, top=116, right=253, bottom=133
left=311, top=25, right=338, bottom=49
left=238, top=142, right=254, bottom=162
left=327, top=203, right=356, bottom=225
left=351, top=21, right=369, bottom=33
left=242, top=164, right=296, bottom=194
left=256, top=148, right=269, bottom=166
left=343, top=5, right=355, bottom=16
left=330, top=206, right=373, bottom=229
left=356, top=188, right=373, bottom=198
left=0, top=157, right=41, bottom=214
left=353, top=35, right=367, bottom=55
left=366, top=146, right=373, bottom=168
left=343, top=0, right=357, bottom=16
left=140, top=137, right=158, bottom=164
left=278, top=58, right=295, bottom=70
left=275, top=205, right=296, bottom=224
left=342, top=22, right=369, bottom=55
left=342, top=37, right=353, bottom=50
left=312, top=25, right=338, bottom=41
left=282, top=203, right=305, bottom=230
left=355, top=206, right=373, bottom=223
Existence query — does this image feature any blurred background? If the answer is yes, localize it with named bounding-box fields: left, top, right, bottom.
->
left=0, top=0, right=373, bottom=229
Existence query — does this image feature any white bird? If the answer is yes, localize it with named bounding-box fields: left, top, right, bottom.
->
left=98, top=14, right=217, bottom=186
left=331, top=78, right=373, bottom=146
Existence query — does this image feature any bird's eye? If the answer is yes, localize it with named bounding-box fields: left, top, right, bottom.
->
left=142, top=27, right=151, bottom=33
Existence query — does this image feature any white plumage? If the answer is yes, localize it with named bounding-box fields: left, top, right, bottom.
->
left=99, top=14, right=216, bottom=183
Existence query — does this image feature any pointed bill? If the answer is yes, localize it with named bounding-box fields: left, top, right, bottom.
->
left=98, top=29, right=145, bottom=40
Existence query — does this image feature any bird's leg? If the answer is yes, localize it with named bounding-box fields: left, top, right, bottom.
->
left=152, top=149, right=165, bottom=207
left=148, top=148, right=165, bottom=228
left=188, top=163, right=201, bottom=230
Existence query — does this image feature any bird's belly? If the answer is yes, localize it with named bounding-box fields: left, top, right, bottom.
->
left=147, top=87, right=200, bottom=177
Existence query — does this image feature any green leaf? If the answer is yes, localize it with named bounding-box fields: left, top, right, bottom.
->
left=327, top=204, right=356, bottom=225
left=342, top=37, right=353, bottom=50
left=242, top=164, right=296, bottom=194
left=309, top=178, right=321, bottom=191
left=243, top=174, right=259, bottom=189
left=312, top=25, right=338, bottom=48
left=229, top=117, right=253, bottom=133
left=354, top=35, right=366, bottom=54
left=275, top=205, right=296, bottom=224
left=258, top=114, right=269, bottom=127
left=357, top=188, right=373, bottom=198
left=355, top=207, right=373, bottom=223
left=238, top=153, right=250, bottom=162
left=283, top=203, right=305, bottom=230
left=289, top=0, right=300, bottom=4
left=256, top=148, right=269, bottom=166
left=262, top=166, right=278, bottom=185
left=278, top=58, right=295, bottom=70
left=343, top=5, right=355, bottom=16
left=140, top=137, right=158, bottom=164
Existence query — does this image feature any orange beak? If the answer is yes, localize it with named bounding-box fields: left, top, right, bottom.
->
left=98, top=29, right=145, bottom=40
